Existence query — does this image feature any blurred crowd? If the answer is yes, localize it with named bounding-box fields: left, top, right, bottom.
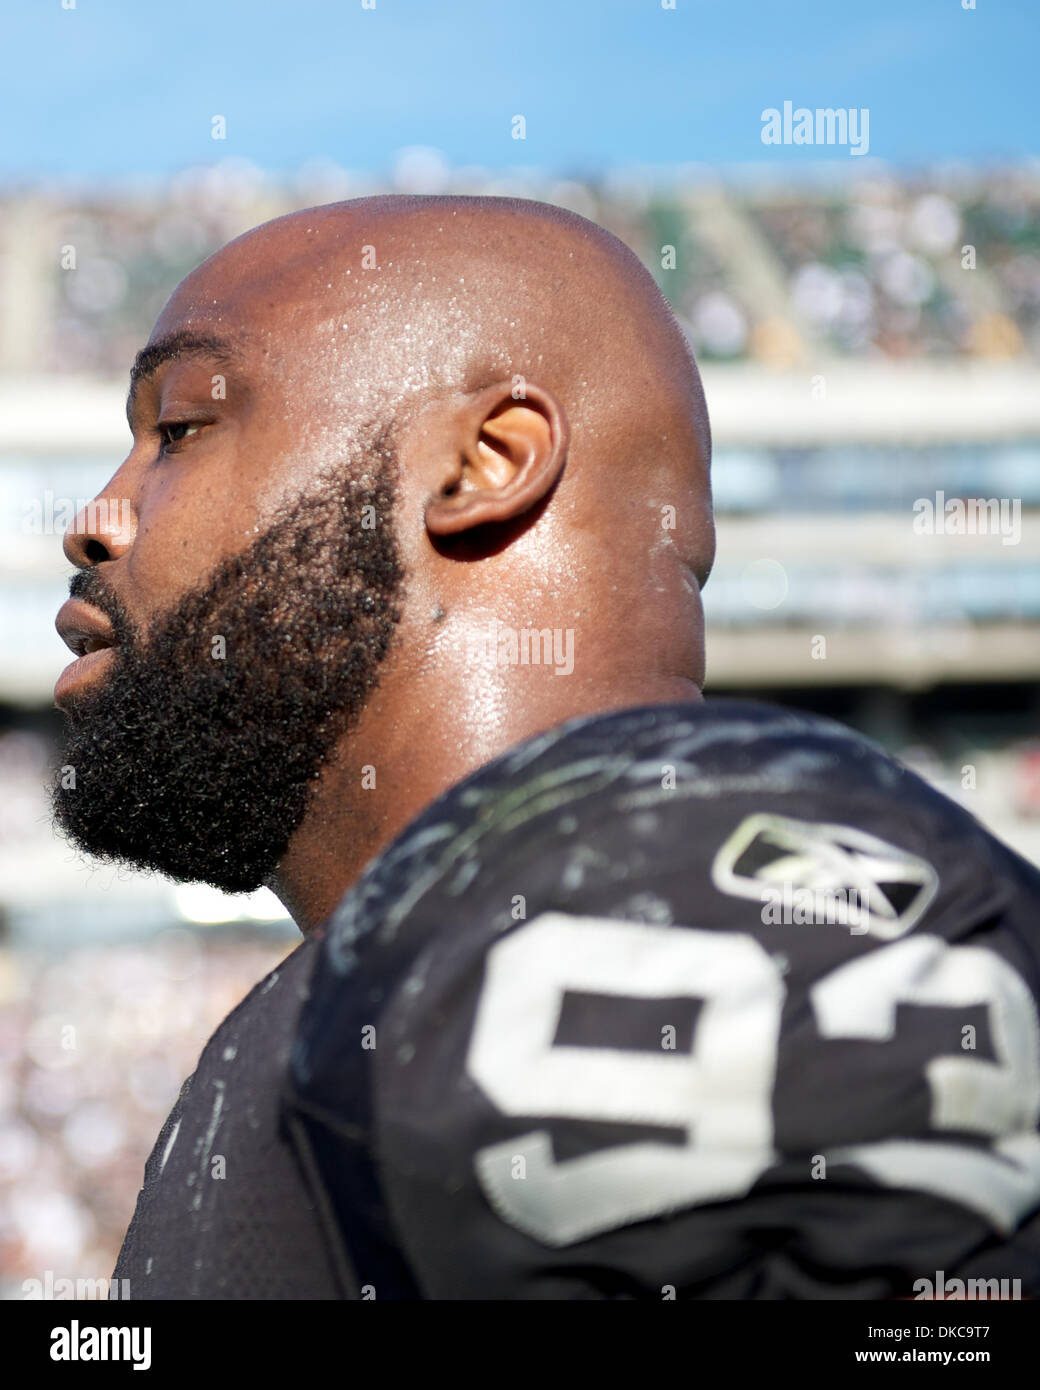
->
left=1, top=160, right=1038, bottom=376
left=0, top=931, right=290, bottom=1298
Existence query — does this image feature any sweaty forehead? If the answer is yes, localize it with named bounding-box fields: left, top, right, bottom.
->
left=148, top=209, right=449, bottom=403
left=151, top=245, right=337, bottom=352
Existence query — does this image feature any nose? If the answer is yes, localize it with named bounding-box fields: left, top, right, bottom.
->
left=62, top=486, right=136, bottom=568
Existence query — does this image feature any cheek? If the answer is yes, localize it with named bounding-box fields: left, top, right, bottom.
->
left=129, top=473, right=264, bottom=615
left=244, top=438, right=329, bottom=527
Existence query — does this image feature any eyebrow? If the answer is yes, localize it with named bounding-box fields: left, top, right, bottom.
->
left=126, top=330, right=239, bottom=422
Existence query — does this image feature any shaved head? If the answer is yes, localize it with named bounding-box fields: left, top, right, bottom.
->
left=54, top=194, right=714, bottom=929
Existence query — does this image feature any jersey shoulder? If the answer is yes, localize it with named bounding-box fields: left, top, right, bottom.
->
left=288, top=699, right=1040, bottom=1298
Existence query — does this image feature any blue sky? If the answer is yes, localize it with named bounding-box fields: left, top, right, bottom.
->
left=1, top=0, right=1036, bottom=182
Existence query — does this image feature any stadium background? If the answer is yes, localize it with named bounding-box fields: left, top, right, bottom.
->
left=1, top=1, right=1038, bottom=1296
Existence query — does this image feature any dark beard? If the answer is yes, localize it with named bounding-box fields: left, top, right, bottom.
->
left=52, top=431, right=405, bottom=894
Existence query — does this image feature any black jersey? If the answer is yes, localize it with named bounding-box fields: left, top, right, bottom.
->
left=112, top=935, right=334, bottom=1298
left=116, top=698, right=1040, bottom=1298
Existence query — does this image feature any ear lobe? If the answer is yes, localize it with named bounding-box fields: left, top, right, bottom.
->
left=425, top=382, right=569, bottom=538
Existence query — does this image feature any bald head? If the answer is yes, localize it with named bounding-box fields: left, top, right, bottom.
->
left=57, top=194, right=715, bottom=929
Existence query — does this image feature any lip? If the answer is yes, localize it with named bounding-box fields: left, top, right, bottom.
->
left=54, top=598, right=119, bottom=708
left=54, top=646, right=117, bottom=707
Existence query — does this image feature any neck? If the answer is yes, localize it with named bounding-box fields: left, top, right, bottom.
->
left=272, top=671, right=701, bottom=935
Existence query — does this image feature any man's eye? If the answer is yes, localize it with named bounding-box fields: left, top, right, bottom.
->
left=157, top=422, right=201, bottom=451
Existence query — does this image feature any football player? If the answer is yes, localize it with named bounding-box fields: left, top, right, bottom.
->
left=51, top=197, right=1040, bottom=1298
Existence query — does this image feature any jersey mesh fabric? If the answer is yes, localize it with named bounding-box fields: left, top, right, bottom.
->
left=112, top=936, right=343, bottom=1298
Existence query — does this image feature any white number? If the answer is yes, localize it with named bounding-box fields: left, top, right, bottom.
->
left=811, top=935, right=1040, bottom=1233
left=467, top=912, right=784, bottom=1247
left=468, top=915, right=1040, bottom=1246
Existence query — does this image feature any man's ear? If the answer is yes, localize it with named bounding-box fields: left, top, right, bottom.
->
left=425, top=380, right=569, bottom=537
